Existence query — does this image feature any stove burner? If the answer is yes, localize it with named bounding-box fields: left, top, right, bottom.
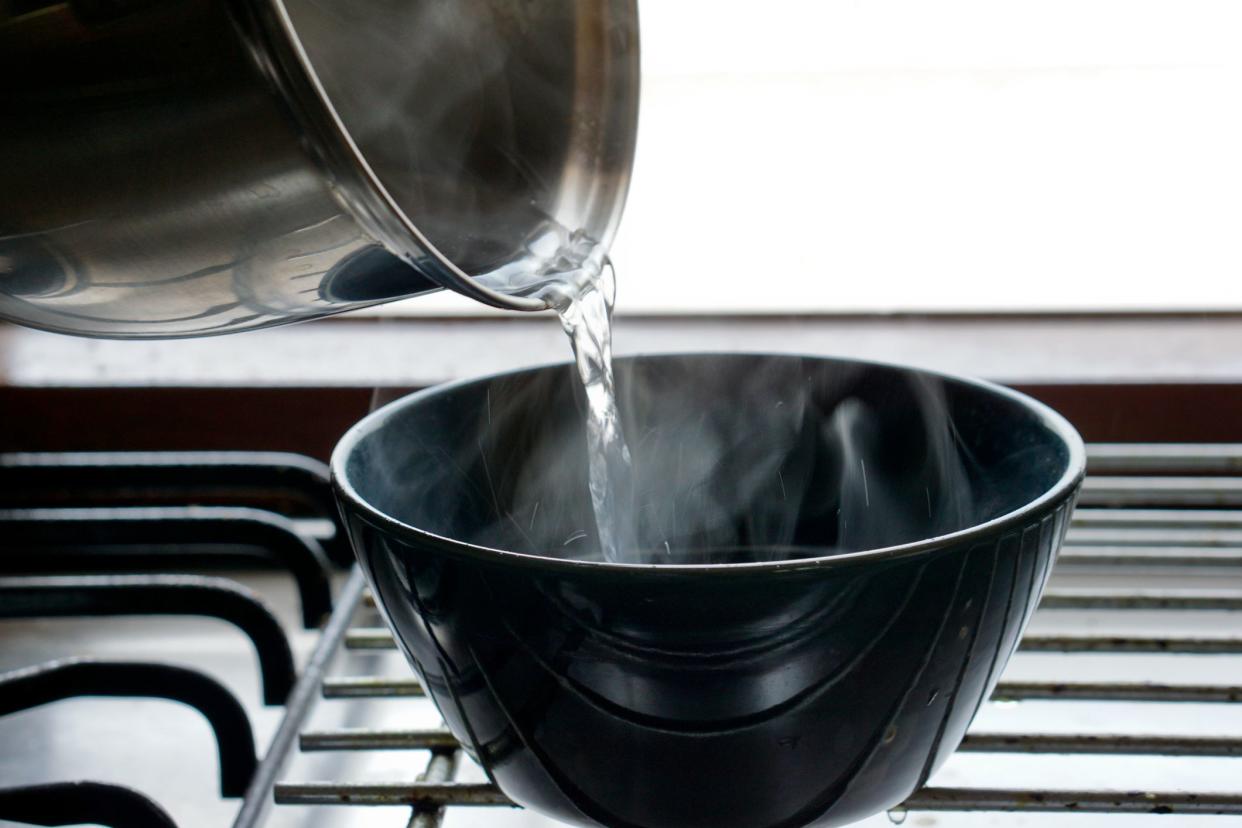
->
left=0, top=452, right=340, bottom=828
left=0, top=575, right=295, bottom=704
left=0, top=658, right=257, bottom=797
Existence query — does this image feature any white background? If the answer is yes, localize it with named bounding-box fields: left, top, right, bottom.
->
left=395, top=0, right=1242, bottom=315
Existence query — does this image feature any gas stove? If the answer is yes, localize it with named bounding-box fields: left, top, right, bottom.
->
left=2, top=447, right=1240, bottom=828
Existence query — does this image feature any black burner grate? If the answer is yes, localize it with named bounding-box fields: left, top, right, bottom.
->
left=0, top=452, right=342, bottom=828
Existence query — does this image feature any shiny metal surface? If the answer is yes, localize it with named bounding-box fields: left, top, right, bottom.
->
left=0, top=0, right=638, bottom=338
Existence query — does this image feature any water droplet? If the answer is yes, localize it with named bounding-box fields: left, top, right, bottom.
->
left=958, top=625, right=970, bottom=640
left=882, top=724, right=898, bottom=744
left=926, top=689, right=940, bottom=706
left=887, top=806, right=908, bottom=824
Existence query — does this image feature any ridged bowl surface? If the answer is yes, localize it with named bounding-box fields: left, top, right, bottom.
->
left=333, top=354, right=1085, bottom=828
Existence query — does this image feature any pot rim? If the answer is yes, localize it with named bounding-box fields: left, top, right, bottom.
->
left=331, top=351, right=1087, bottom=577
left=255, top=0, right=637, bottom=313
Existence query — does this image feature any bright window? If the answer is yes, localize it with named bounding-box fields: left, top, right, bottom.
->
left=391, top=0, right=1242, bottom=315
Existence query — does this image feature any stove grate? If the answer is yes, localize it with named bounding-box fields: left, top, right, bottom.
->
left=256, top=444, right=1242, bottom=825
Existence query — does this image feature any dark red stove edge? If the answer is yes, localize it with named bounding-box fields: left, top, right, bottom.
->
left=0, top=383, right=1239, bottom=462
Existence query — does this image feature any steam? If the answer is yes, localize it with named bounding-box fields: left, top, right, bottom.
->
left=456, top=355, right=980, bottom=566
left=829, top=376, right=975, bottom=553
left=615, top=358, right=816, bottom=560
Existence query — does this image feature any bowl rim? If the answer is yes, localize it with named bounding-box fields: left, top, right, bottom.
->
left=330, top=351, right=1087, bottom=577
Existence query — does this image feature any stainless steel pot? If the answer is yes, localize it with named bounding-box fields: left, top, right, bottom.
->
left=0, top=0, right=639, bottom=337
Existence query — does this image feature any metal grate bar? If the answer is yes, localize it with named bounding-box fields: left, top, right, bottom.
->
left=1074, top=508, right=1242, bottom=529
left=993, top=682, right=1242, bottom=703
left=1067, top=528, right=1242, bottom=546
left=959, top=733, right=1242, bottom=756
left=0, top=451, right=350, bottom=565
left=234, top=569, right=368, bottom=828
left=1079, top=477, right=1242, bottom=508
left=345, top=628, right=395, bottom=650
left=322, top=676, right=424, bottom=698
left=274, top=782, right=512, bottom=807
left=0, top=658, right=256, bottom=798
left=408, top=751, right=461, bottom=828
left=1039, top=589, right=1242, bottom=611
left=0, top=575, right=296, bottom=705
left=901, top=788, right=1242, bottom=815
left=301, top=729, right=457, bottom=752
left=1019, top=635, right=1242, bottom=655
left=274, top=782, right=1242, bottom=815
left=1086, top=443, right=1242, bottom=474
left=0, top=507, right=333, bottom=628
left=1058, top=548, right=1242, bottom=567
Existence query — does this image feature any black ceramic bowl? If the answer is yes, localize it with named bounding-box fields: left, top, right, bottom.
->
left=332, top=353, right=1085, bottom=828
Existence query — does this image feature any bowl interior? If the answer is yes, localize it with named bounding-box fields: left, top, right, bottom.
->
left=339, top=354, right=1078, bottom=564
